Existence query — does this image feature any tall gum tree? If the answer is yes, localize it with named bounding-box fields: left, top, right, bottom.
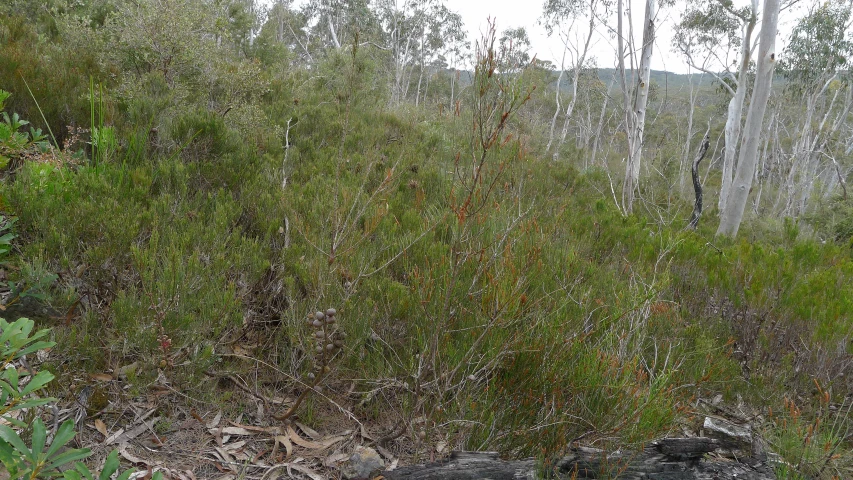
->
left=673, top=0, right=752, bottom=209
left=717, top=0, right=781, bottom=237
left=775, top=1, right=853, bottom=217
left=541, top=0, right=605, bottom=161
left=617, top=0, right=667, bottom=213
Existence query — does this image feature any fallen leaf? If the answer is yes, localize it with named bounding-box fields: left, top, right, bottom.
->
left=290, top=463, right=326, bottom=480
left=274, top=435, right=293, bottom=459
left=119, top=446, right=151, bottom=466
left=376, top=444, right=395, bottom=461
left=436, top=441, right=447, bottom=453
left=287, top=426, right=325, bottom=449
left=294, top=421, right=321, bottom=439
left=90, top=373, right=113, bottom=382
left=94, top=419, right=108, bottom=437
left=360, top=424, right=375, bottom=441
left=104, top=428, right=126, bottom=445
left=221, top=427, right=254, bottom=436
left=214, top=447, right=237, bottom=471
left=323, top=452, right=349, bottom=467
left=223, top=440, right=247, bottom=452
left=227, top=421, right=281, bottom=435
left=107, top=417, right=160, bottom=446
left=266, top=463, right=325, bottom=480
left=317, top=435, right=348, bottom=448
left=206, top=411, right=222, bottom=429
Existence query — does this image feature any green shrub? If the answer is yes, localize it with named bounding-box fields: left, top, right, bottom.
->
left=0, top=317, right=157, bottom=479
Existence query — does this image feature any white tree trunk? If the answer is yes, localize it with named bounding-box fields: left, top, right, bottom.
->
left=589, top=73, right=616, bottom=168
left=546, top=49, right=567, bottom=153
left=718, top=0, right=758, bottom=212
left=415, top=32, right=425, bottom=107
left=681, top=67, right=698, bottom=194
left=717, top=0, right=780, bottom=237
left=328, top=16, right=341, bottom=48
left=622, top=0, right=655, bottom=213
left=553, top=10, right=597, bottom=161
left=617, top=0, right=634, bottom=212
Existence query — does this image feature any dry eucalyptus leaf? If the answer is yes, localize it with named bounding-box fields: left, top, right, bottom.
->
left=223, top=440, right=247, bottom=452
left=94, top=419, right=108, bottom=437
left=286, top=426, right=325, bottom=449
left=206, top=411, right=222, bottom=429
left=294, top=421, right=321, bottom=439
left=323, top=452, right=350, bottom=467
left=274, top=435, right=293, bottom=459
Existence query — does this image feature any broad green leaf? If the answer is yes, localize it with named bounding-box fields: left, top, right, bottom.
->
left=0, top=378, right=19, bottom=397
left=0, top=425, right=30, bottom=457
left=31, top=418, right=47, bottom=458
left=45, top=420, right=77, bottom=458
left=44, top=448, right=91, bottom=472
left=0, top=415, right=27, bottom=428
left=63, top=470, right=83, bottom=480
left=98, top=450, right=121, bottom=480
left=3, top=368, right=18, bottom=392
left=0, top=440, right=20, bottom=470
left=21, top=371, right=55, bottom=396
left=16, top=341, right=57, bottom=359
left=115, top=469, right=136, bottom=480
left=14, top=396, right=57, bottom=411
left=74, top=461, right=96, bottom=480
left=0, top=233, right=14, bottom=244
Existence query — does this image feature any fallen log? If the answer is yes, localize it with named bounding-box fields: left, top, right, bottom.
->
left=385, top=437, right=777, bottom=480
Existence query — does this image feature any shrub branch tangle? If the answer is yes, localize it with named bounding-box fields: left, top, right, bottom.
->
left=424, top=19, right=535, bottom=397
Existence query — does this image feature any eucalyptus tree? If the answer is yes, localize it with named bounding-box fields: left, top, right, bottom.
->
left=717, top=0, right=781, bottom=237
left=674, top=0, right=755, bottom=214
left=617, top=0, right=668, bottom=213
left=541, top=0, right=606, bottom=161
left=300, top=0, right=381, bottom=52
left=263, top=0, right=314, bottom=63
left=774, top=0, right=853, bottom=216
left=416, top=4, right=467, bottom=107
left=498, top=27, right=533, bottom=73
left=375, top=0, right=466, bottom=106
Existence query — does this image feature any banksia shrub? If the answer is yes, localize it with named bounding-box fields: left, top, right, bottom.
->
left=275, top=308, right=346, bottom=422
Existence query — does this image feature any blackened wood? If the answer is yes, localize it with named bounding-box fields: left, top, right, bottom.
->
left=689, top=127, right=712, bottom=230
left=385, top=437, right=776, bottom=480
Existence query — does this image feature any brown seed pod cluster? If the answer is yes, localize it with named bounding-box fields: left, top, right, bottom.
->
left=304, top=308, right=346, bottom=384
left=274, top=307, right=345, bottom=422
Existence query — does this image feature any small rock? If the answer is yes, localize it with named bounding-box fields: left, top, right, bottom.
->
left=341, top=446, right=385, bottom=480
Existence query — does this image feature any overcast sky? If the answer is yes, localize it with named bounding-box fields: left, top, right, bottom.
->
left=283, top=0, right=811, bottom=74
left=450, top=0, right=808, bottom=74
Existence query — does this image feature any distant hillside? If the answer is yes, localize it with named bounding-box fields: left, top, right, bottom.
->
left=451, top=68, right=722, bottom=91
left=592, top=68, right=718, bottom=89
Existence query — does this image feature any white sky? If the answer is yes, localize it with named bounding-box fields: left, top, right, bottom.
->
left=450, top=0, right=808, bottom=74
left=280, top=0, right=812, bottom=74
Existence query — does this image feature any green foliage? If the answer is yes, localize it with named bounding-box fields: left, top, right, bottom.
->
left=0, top=318, right=155, bottom=479
left=0, top=90, right=50, bottom=170
left=769, top=392, right=853, bottom=479
left=781, top=1, right=853, bottom=90
left=0, top=12, right=103, bottom=147
left=0, top=0, right=851, bottom=476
